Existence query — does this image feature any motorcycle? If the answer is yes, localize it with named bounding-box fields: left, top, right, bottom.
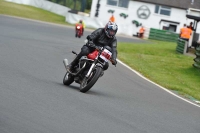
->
left=75, top=23, right=83, bottom=38
left=63, top=41, right=114, bottom=93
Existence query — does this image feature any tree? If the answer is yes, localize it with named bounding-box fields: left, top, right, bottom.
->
left=47, top=0, right=92, bottom=12
left=86, top=0, right=92, bottom=10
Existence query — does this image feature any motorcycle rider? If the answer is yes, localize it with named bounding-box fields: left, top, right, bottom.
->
left=75, top=20, right=84, bottom=35
left=67, top=21, right=118, bottom=72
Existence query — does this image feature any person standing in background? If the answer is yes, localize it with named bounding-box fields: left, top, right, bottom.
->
left=180, top=24, right=193, bottom=52
left=188, top=22, right=194, bottom=31
left=180, top=24, right=192, bottom=41
left=137, top=26, right=145, bottom=38
left=109, top=14, right=115, bottom=22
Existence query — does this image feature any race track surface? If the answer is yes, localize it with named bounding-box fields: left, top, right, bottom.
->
left=0, top=15, right=199, bottom=133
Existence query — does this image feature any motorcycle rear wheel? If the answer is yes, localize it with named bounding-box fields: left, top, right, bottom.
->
left=80, top=66, right=103, bottom=93
left=63, top=72, right=74, bottom=85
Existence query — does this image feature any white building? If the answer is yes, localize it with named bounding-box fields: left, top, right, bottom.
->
left=90, top=0, right=200, bottom=36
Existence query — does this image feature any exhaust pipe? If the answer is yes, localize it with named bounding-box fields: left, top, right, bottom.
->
left=63, top=58, right=86, bottom=76
left=63, top=59, right=68, bottom=71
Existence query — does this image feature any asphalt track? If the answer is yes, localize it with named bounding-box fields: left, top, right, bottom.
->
left=0, top=15, right=199, bottom=133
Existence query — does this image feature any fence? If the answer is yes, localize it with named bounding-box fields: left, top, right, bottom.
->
left=149, top=28, right=179, bottom=42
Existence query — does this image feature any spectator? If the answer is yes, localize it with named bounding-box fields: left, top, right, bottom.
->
left=180, top=24, right=192, bottom=42
left=180, top=24, right=193, bottom=52
left=137, top=26, right=145, bottom=38
left=188, top=22, right=194, bottom=31
left=109, top=14, right=115, bottom=22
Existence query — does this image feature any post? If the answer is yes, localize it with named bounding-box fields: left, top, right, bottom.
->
left=184, top=41, right=188, bottom=54
left=95, top=0, right=100, bottom=17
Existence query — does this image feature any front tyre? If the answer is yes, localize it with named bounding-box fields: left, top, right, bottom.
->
left=80, top=67, right=103, bottom=93
left=63, top=72, right=74, bottom=85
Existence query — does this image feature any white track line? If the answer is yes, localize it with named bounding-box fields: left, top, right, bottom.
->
left=117, top=59, right=200, bottom=108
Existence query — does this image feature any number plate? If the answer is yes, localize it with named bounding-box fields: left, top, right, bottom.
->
left=100, top=49, right=112, bottom=62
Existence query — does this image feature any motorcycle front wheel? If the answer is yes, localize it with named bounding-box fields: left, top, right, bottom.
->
left=80, top=66, right=103, bottom=93
left=63, top=72, right=74, bottom=85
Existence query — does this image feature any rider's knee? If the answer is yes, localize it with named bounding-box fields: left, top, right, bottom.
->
left=81, top=45, right=90, bottom=56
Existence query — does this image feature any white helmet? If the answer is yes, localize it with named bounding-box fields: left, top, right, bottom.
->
left=105, top=21, right=118, bottom=38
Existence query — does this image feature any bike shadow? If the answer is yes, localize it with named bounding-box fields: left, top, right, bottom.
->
left=67, top=84, right=80, bottom=91
left=54, top=82, right=80, bottom=91
left=68, top=84, right=112, bottom=97
left=54, top=81, right=114, bottom=98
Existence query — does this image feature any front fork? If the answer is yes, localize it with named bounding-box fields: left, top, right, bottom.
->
left=85, top=63, right=95, bottom=78
left=85, top=56, right=99, bottom=78
left=86, top=50, right=102, bottom=78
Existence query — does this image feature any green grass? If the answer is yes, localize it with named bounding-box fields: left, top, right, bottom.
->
left=118, top=40, right=200, bottom=100
left=1, top=0, right=200, bottom=101
left=0, top=0, right=73, bottom=26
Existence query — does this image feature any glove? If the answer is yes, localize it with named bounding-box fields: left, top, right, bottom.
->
left=87, top=40, right=95, bottom=47
left=96, top=46, right=103, bottom=51
left=86, top=35, right=92, bottom=40
left=111, top=59, right=117, bottom=65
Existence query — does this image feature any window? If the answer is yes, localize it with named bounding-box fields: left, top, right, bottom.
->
left=160, top=19, right=179, bottom=32
left=107, top=0, right=117, bottom=6
left=163, top=24, right=177, bottom=32
left=155, top=5, right=171, bottom=16
left=107, top=0, right=129, bottom=8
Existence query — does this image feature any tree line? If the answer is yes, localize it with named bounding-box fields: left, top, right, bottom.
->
left=47, top=0, right=92, bottom=12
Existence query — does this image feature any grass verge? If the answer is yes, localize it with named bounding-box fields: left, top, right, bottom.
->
left=0, top=0, right=73, bottom=26
left=118, top=41, right=200, bottom=100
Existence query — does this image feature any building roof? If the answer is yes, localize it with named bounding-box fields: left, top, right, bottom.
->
left=134, top=0, right=200, bottom=9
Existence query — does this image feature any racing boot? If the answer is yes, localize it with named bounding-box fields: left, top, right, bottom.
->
left=66, top=55, right=81, bottom=72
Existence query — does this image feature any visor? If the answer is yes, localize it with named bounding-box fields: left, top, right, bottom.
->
left=108, top=25, right=117, bottom=30
left=109, top=30, right=115, bottom=36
